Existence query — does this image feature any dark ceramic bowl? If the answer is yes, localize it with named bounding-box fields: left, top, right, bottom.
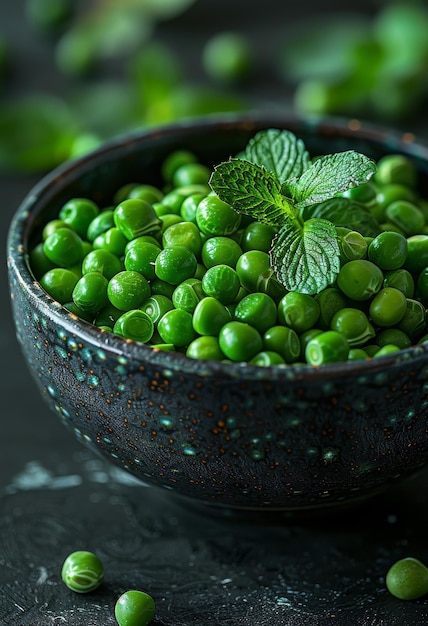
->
left=7, top=112, right=428, bottom=512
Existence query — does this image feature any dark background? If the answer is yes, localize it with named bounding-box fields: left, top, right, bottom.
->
left=2, top=1, right=428, bottom=625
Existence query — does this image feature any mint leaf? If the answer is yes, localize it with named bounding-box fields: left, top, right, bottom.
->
left=289, top=150, right=376, bottom=208
left=209, top=158, right=294, bottom=226
left=243, top=128, right=311, bottom=183
left=270, top=218, right=340, bottom=294
left=302, top=196, right=381, bottom=237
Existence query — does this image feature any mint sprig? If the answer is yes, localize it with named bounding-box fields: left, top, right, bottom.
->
left=209, top=128, right=377, bottom=295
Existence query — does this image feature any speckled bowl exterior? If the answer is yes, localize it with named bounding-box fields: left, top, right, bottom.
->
left=7, top=113, right=428, bottom=511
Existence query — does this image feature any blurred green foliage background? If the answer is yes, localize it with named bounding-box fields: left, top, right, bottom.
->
left=1, top=0, right=428, bottom=174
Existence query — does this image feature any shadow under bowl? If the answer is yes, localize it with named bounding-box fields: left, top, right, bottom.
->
left=7, top=112, right=428, bottom=512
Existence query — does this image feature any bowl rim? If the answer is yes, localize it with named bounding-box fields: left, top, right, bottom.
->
left=7, top=111, right=428, bottom=381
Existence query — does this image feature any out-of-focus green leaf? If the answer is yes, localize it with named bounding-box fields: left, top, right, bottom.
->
left=0, top=95, right=79, bottom=173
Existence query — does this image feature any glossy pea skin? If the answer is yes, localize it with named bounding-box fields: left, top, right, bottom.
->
left=59, top=197, right=99, bottom=238
left=368, top=231, right=408, bottom=270
left=278, top=292, right=320, bottom=333
left=236, top=250, right=286, bottom=302
left=377, top=328, right=411, bottom=349
left=383, top=268, right=415, bottom=297
left=330, top=307, right=375, bottom=347
left=161, top=149, right=197, bottom=183
left=241, top=221, right=276, bottom=253
left=405, top=235, right=428, bottom=273
left=162, top=220, right=202, bottom=257
left=305, top=330, right=349, bottom=366
left=201, top=264, right=241, bottom=304
left=397, top=298, right=427, bottom=338
left=115, top=589, right=156, bottom=626
left=72, top=272, right=109, bottom=314
left=124, top=242, right=160, bottom=280
left=114, top=199, right=162, bottom=240
left=315, top=287, right=348, bottom=330
left=127, top=184, right=164, bottom=205
left=385, top=200, right=425, bottom=236
left=192, top=296, right=232, bottom=336
left=250, top=351, right=285, bottom=366
left=113, top=309, right=154, bottom=343
left=93, top=227, right=127, bottom=257
left=61, top=551, right=104, bottom=594
left=201, top=236, right=242, bottom=268
left=374, top=154, right=417, bottom=188
left=173, top=162, right=211, bottom=187
left=196, top=195, right=241, bottom=236
left=386, top=557, right=428, bottom=600
left=157, top=309, right=196, bottom=346
left=369, top=287, right=407, bottom=327
left=107, top=271, right=151, bottom=311
left=30, top=243, right=56, bottom=279
left=140, top=295, right=173, bottom=324
left=234, top=292, right=277, bottom=334
left=337, top=228, right=368, bottom=262
left=86, top=209, right=115, bottom=242
left=155, top=245, right=197, bottom=285
left=262, top=325, right=301, bottom=363
left=219, top=321, right=263, bottom=362
left=186, top=336, right=225, bottom=361
left=82, top=249, right=122, bottom=280
left=40, top=267, right=79, bottom=303
left=337, top=259, right=384, bottom=301
left=172, top=278, right=205, bottom=313
left=43, top=227, right=84, bottom=267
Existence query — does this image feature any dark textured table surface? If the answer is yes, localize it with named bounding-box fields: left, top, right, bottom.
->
left=2, top=1, right=428, bottom=625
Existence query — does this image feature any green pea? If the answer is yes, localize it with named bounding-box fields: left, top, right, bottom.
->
left=234, top=292, right=277, bottom=333
left=162, top=221, right=202, bottom=257
left=385, top=200, right=425, bottom=236
left=330, top=307, right=375, bottom=347
left=150, top=279, right=175, bottom=299
left=262, top=325, right=301, bottom=363
left=192, top=296, right=232, bottom=336
left=124, top=242, right=160, bottom=280
left=162, top=185, right=210, bottom=213
left=93, top=227, right=128, bottom=256
left=375, top=183, right=416, bottom=212
left=107, top=271, right=151, bottom=311
left=337, top=228, right=368, bottom=262
left=396, top=298, right=426, bottom=338
left=368, top=231, right=408, bottom=270
left=202, top=31, right=251, bottom=83
left=127, top=184, right=163, bottom=204
left=172, top=278, right=205, bottom=313
left=86, top=209, right=115, bottom=242
left=59, top=197, right=99, bottom=238
left=61, top=551, right=104, bottom=594
left=43, top=227, right=84, bottom=267
left=377, top=328, right=411, bottom=349
left=94, top=303, right=122, bottom=328
left=115, top=589, right=156, bottom=626
left=40, top=267, right=79, bottom=303
left=236, top=250, right=285, bottom=301
left=364, top=344, right=381, bottom=357
left=348, top=348, right=369, bottom=361
left=342, top=181, right=376, bottom=204
left=113, top=310, right=154, bottom=343
left=219, top=321, right=263, bottom=362
left=161, top=149, right=197, bottom=183
left=374, top=154, right=417, bottom=188
left=157, top=309, right=196, bottom=347
left=201, top=236, right=242, bottom=268
left=155, top=246, right=197, bottom=285
left=173, top=162, right=211, bottom=187
left=180, top=193, right=206, bottom=223
left=201, top=265, right=241, bottom=304
left=82, top=249, right=122, bottom=280
left=64, top=301, right=95, bottom=323
left=241, top=221, right=276, bottom=253
left=315, top=287, right=348, bottom=330
left=196, top=195, right=241, bottom=236
left=337, top=259, right=384, bottom=301
left=186, top=336, right=225, bottom=361
left=114, top=199, right=162, bottom=240
left=72, top=272, right=109, bottom=314
left=383, top=268, right=415, bottom=297
left=305, top=330, right=349, bottom=365
left=405, top=235, right=428, bottom=273
left=42, top=218, right=70, bottom=240
left=250, top=351, right=285, bottom=366
left=140, top=295, right=173, bottom=324
left=278, top=292, right=320, bottom=333
left=299, top=328, right=323, bottom=360
left=369, top=287, right=407, bottom=326
left=386, top=557, right=428, bottom=600
left=30, top=242, right=56, bottom=279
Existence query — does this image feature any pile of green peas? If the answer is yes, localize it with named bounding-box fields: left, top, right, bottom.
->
left=30, top=147, right=428, bottom=367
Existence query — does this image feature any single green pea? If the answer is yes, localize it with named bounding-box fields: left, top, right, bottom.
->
left=330, top=307, right=375, bottom=347
left=315, top=287, right=348, bottom=330
left=113, top=310, right=154, bottom=343
left=383, top=268, right=415, bottom=297
left=82, top=249, right=122, bottom=280
left=347, top=348, right=369, bottom=361
left=114, top=199, right=162, bottom=240
left=278, top=292, right=320, bottom=333
left=396, top=298, right=426, bottom=339
left=59, top=197, right=99, bottom=238
left=236, top=250, right=285, bottom=302
left=299, top=328, right=323, bottom=360
left=337, top=228, right=368, bottom=262
left=72, top=272, right=109, bottom=314
left=115, top=589, right=156, bottom=626
left=140, top=295, right=173, bottom=324
left=375, top=183, right=416, bottom=212
left=201, top=236, right=243, bottom=268
left=196, top=195, right=241, bottom=236
left=42, top=219, right=70, bottom=240
left=250, top=351, right=285, bottom=366
left=173, top=162, right=211, bottom=187
left=155, top=245, right=197, bottom=285
left=369, top=287, right=407, bottom=327
left=368, top=231, right=408, bottom=270
left=124, top=242, right=160, bottom=280
left=158, top=213, right=183, bottom=234
left=342, top=180, right=377, bottom=204
left=385, top=200, right=425, bottom=236
left=234, top=292, right=277, bottom=334
left=86, top=209, right=115, bottom=242
left=201, top=264, right=241, bottom=304
left=61, top=550, right=104, bottom=594
left=161, top=149, right=197, bottom=183
left=377, top=328, right=411, bottom=350
left=405, top=235, right=428, bottom=273
left=40, top=267, right=79, bottom=304
left=262, top=325, right=301, bottom=363
left=172, top=278, right=205, bottom=313
left=162, top=221, right=202, bottom=257
left=107, top=271, right=151, bottom=311
left=241, top=221, right=276, bottom=253
left=202, top=31, right=252, bottom=83
left=374, top=154, right=417, bottom=188
left=127, top=184, right=164, bottom=205
left=29, top=242, right=56, bottom=279
left=386, top=557, right=428, bottom=600
left=305, top=330, right=349, bottom=366
left=186, top=336, right=225, bottom=361
left=43, top=227, right=84, bottom=267
left=364, top=344, right=381, bottom=357
left=192, top=296, right=232, bottom=336
left=337, top=260, right=384, bottom=301
left=157, top=309, right=196, bottom=347
left=92, top=227, right=128, bottom=257
left=161, top=185, right=210, bottom=213
left=180, top=193, right=206, bottom=223
left=219, top=321, right=263, bottom=362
